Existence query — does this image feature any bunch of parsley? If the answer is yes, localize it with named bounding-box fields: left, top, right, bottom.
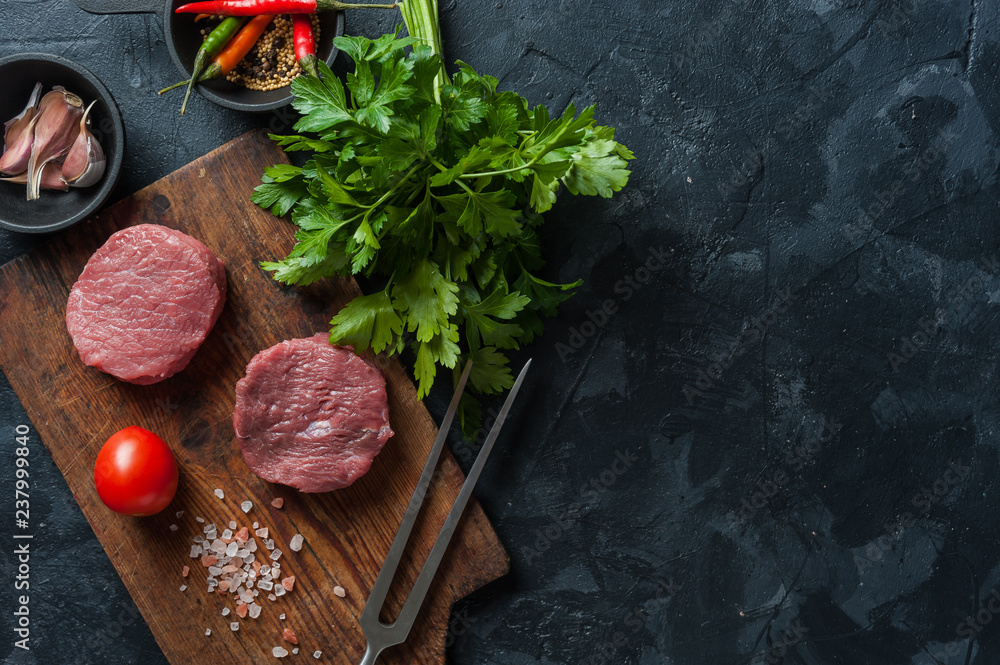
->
left=252, top=28, right=632, bottom=429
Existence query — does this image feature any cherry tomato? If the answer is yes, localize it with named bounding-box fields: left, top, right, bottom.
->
left=94, top=426, right=178, bottom=516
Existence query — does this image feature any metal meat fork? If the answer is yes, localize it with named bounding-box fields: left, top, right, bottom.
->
left=358, top=359, right=531, bottom=665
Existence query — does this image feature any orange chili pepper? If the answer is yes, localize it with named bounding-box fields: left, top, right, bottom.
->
left=211, top=14, right=274, bottom=76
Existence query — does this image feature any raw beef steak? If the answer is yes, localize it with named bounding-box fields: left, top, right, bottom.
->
left=65, top=224, right=227, bottom=385
left=233, top=334, right=394, bottom=492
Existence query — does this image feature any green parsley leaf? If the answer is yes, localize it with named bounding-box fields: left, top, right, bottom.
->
left=392, top=259, right=460, bottom=342
left=329, top=290, right=403, bottom=354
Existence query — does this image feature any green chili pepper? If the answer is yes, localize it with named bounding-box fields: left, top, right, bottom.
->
left=175, top=16, right=245, bottom=115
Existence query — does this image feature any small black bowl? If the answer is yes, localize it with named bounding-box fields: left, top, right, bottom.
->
left=0, top=54, right=124, bottom=234
left=167, top=6, right=345, bottom=112
left=71, top=0, right=344, bottom=113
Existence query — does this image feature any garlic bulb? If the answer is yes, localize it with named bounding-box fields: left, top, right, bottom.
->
left=25, top=86, right=84, bottom=201
left=0, top=82, right=43, bottom=176
left=61, top=101, right=106, bottom=188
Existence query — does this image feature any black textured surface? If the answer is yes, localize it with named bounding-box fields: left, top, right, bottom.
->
left=3, top=0, right=1000, bottom=664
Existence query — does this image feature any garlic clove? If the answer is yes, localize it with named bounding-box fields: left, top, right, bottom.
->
left=1, top=162, right=69, bottom=191
left=0, top=82, right=43, bottom=177
left=0, top=115, right=38, bottom=177
left=61, top=100, right=106, bottom=188
left=5, top=82, right=43, bottom=148
left=26, top=87, right=84, bottom=201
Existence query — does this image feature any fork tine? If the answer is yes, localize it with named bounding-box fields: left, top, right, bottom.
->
left=361, top=360, right=474, bottom=628
left=390, top=358, right=532, bottom=641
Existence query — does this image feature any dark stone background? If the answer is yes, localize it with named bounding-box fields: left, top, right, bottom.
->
left=3, top=0, right=1000, bottom=663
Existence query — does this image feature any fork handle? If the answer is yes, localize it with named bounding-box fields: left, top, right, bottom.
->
left=359, top=643, right=380, bottom=665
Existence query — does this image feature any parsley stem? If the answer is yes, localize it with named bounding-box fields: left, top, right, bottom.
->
left=459, top=161, right=537, bottom=179
left=459, top=121, right=572, bottom=179
left=363, top=161, right=424, bottom=222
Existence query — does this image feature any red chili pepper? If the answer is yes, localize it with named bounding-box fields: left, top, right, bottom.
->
left=175, top=0, right=396, bottom=15
left=292, top=14, right=318, bottom=77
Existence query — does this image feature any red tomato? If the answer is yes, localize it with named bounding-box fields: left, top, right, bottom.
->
left=94, top=426, right=178, bottom=516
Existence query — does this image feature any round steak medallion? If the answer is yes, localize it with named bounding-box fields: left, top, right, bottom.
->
left=233, top=334, right=394, bottom=492
left=65, top=223, right=227, bottom=385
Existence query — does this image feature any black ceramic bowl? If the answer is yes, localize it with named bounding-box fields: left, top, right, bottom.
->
left=167, top=6, right=344, bottom=112
left=71, top=0, right=343, bottom=112
left=0, top=54, right=124, bottom=234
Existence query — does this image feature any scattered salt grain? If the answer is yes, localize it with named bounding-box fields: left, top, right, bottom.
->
left=196, top=516, right=205, bottom=523
left=176, top=511, right=184, bottom=518
left=230, top=622, right=239, bottom=632
left=280, top=613, right=286, bottom=620
left=265, top=539, right=275, bottom=550
left=281, top=576, right=295, bottom=591
left=274, top=586, right=286, bottom=597
left=209, top=566, right=223, bottom=576
left=236, top=603, right=248, bottom=618
left=222, top=528, right=233, bottom=540
left=293, top=648, right=299, bottom=655
left=273, top=646, right=288, bottom=658
left=179, top=585, right=187, bottom=592
left=226, top=542, right=239, bottom=558
left=270, top=549, right=282, bottom=561
left=271, top=498, right=284, bottom=508
left=268, top=593, right=277, bottom=601
left=205, top=628, right=211, bottom=636
left=202, top=524, right=215, bottom=534
left=253, top=521, right=259, bottom=529
left=255, top=527, right=269, bottom=538
left=229, top=520, right=237, bottom=529
left=258, top=580, right=274, bottom=591
left=313, top=651, right=322, bottom=659
left=334, top=586, right=346, bottom=598
left=241, top=500, right=253, bottom=513
left=282, top=627, right=298, bottom=644
left=248, top=602, right=262, bottom=619
left=214, top=489, right=224, bottom=499
left=222, top=608, right=230, bottom=616
left=193, top=535, right=204, bottom=544
left=169, top=524, right=178, bottom=532
left=189, top=545, right=202, bottom=558
left=289, top=534, right=304, bottom=552
left=181, top=566, right=189, bottom=577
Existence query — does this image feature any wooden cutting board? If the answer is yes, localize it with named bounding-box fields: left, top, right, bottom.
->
left=0, top=130, right=508, bottom=664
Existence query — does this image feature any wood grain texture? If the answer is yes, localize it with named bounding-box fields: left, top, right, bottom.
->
left=0, top=130, right=508, bottom=665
